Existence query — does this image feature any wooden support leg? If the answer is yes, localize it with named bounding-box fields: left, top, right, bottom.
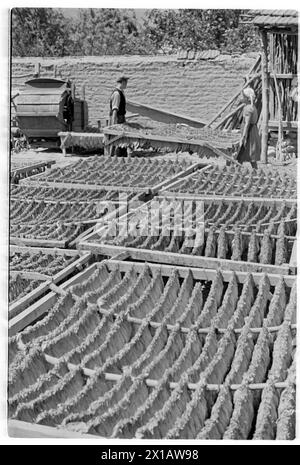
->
left=60, top=136, right=67, bottom=156
left=260, top=31, right=269, bottom=164
left=104, top=134, right=110, bottom=156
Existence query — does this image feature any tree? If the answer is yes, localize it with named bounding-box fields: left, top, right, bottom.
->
left=11, top=8, right=260, bottom=57
left=68, top=9, right=142, bottom=55
left=140, top=9, right=259, bottom=54
left=11, top=8, right=71, bottom=57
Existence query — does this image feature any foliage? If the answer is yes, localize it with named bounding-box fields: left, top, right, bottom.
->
left=67, top=9, right=141, bottom=55
left=11, top=8, right=72, bottom=57
left=140, top=9, right=259, bottom=54
left=11, top=8, right=260, bottom=57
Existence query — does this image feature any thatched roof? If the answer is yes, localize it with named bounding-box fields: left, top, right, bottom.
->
left=244, top=10, right=298, bottom=29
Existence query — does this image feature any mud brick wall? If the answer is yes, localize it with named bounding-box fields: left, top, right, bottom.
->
left=12, top=54, right=257, bottom=127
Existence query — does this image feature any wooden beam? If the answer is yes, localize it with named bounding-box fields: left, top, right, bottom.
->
left=9, top=280, right=51, bottom=320
left=271, top=68, right=283, bottom=161
left=11, top=160, right=56, bottom=175
left=206, top=55, right=261, bottom=128
left=159, top=192, right=296, bottom=206
left=102, top=127, right=237, bottom=152
left=79, top=243, right=291, bottom=276
left=9, top=245, right=80, bottom=256
left=159, top=165, right=212, bottom=193
left=106, top=259, right=295, bottom=287
left=19, top=179, right=150, bottom=193
left=10, top=237, right=67, bottom=249
left=126, top=99, right=206, bottom=128
left=8, top=253, right=92, bottom=336
left=260, top=30, right=269, bottom=164
left=150, top=161, right=207, bottom=194
left=44, top=353, right=292, bottom=392
left=87, top=304, right=296, bottom=336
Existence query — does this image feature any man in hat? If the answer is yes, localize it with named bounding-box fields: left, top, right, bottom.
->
left=109, top=76, right=129, bottom=125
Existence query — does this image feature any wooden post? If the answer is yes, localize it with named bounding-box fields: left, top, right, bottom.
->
left=34, top=62, right=40, bottom=77
left=272, top=69, right=283, bottom=161
left=260, top=30, right=269, bottom=164
left=103, top=134, right=110, bottom=156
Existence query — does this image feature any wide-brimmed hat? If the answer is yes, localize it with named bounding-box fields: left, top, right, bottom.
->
left=117, top=76, right=129, bottom=83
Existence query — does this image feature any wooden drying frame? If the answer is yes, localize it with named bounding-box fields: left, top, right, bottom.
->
left=160, top=163, right=297, bottom=201
left=9, top=251, right=91, bottom=330
left=157, top=192, right=297, bottom=207
left=9, top=260, right=296, bottom=396
left=19, top=160, right=207, bottom=196
left=9, top=258, right=296, bottom=339
left=102, top=127, right=240, bottom=165
left=10, top=160, right=56, bottom=183
left=10, top=245, right=81, bottom=257
left=10, top=236, right=68, bottom=249
left=9, top=259, right=296, bottom=438
left=10, top=186, right=150, bottom=249
left=58, top=131, right=104, bottom=156
left=79, top=242, right=291, bottom=276
left=78, top=194, right=295, bottom=275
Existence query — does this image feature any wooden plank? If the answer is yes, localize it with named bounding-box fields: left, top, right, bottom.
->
left=44, top=353, right=292, bottom=392
left=19, top=179, right=150, bottom=193
left=103, top=134, right=123, bottom=146
left=9, top=288, right=58, bottom=336
left=51, top=252, right=92, bottom=284
left=10, top=236, right=67, bottom=248
left=271, top=68, right=284, bottom=161
left=102, top=131, right=238, bottom=163
left=87, top=303, right=297, bottom=336
left=9, top=280, right=51, bottom=320
left=8, top=263, right=98, bottom=336
left=260, top=30, right=269, bottom=164
left=49, top=282, right=67, bottom=296
left=8, top=253, right=92, bottom=335
left=11, top=160, right=56, bottom=173
left=8, top=420, right=97, bottom=439
left=106, top=260, right=295, bottom=287
left=206, top=56, right=261, bottom=127
left=80, top=243, right=291, bottom=276
left=9, top=245, right=80, bottom=256
left=150, top=161, right=207, bottom=194
left=10, top=197, right=100, bottom=206
left=160, top=164, right=212, bottom=193
left=102, top=127, right=235, bottom=150
left=159, top=192, right=297, bottom=205
left=126, top=99, right=206, bottom=128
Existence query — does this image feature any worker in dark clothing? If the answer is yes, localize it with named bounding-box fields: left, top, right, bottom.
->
left=109, top=76, right=129, bottom=125
left=109, top=76, right=129, bottom=156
